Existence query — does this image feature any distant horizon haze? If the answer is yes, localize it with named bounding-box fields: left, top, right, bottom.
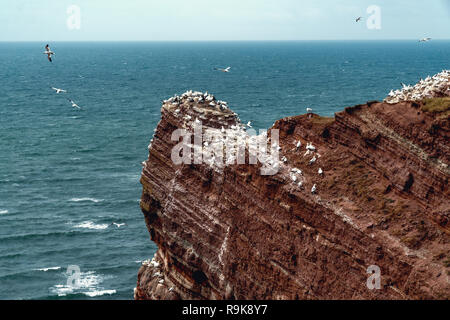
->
left=1, top=0, right=449, bottom=41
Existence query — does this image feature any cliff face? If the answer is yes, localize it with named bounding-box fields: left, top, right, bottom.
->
left=135, top=75, right=450, bottom=300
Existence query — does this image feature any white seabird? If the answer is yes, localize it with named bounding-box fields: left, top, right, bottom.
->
left=309, top=156, right=317, bottom=165
left=311, top=184, right=317, bottom=194
left=112, top=222, right=126, bottom=228
left=247, top=121, right=253, bottom=128
left=355, top=17, right=363, bottom=23
left=296, top=141, right=302, bottom=149
left=67, top=99, right=81, bottom=109
left=51, top=87, right=67, bottom=94
left=306, top=143, right=316, bottom=152
left=216, top=67, right=231, bottom=73
left=419, top=37, right=431, bottom=42
left=318, top=168, right=323, bottom=175
left=306, top=108, right=313, bottom=113
left=44, top=44, right=55, bottom=62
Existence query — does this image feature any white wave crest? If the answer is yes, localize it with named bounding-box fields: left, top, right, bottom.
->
left=69, top=198, right=103, bottom=203
left=50, top=271, right=114, bottom=297
left=74, top=221, right=109, bottom=230
left=0, top=210, right=8, bottom=215
left=35, top=266, right=61, bottom=272
left=83, top=290, right=117, bottom=297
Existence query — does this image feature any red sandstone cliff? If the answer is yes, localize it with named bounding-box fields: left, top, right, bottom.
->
left=135, top=75, right=450, bottom=300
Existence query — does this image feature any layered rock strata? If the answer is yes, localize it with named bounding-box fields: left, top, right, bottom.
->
left=135, top=78, right=449, bottom=300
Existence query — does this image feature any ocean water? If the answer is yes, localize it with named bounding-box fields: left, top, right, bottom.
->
left=0, top=41, right=449, bottom=300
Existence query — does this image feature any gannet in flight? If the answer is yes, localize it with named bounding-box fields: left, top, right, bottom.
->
left=112, top=222, right=126, bottom=228
left=216, top=67, right=231, bottom=73
left=51, top=87, right=66, bottom=94
left=355, top=17, right=363, bottom=23
left=247, top=121, right=253, bottom=128
left=67, top=99, right=81, bottom=109
left=419, top=37, right=431, bottom=42
left=44, top=44, right=55, bottom=62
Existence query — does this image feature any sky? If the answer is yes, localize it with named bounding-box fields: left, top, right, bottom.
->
left=1, top=0, right=449, bottom=41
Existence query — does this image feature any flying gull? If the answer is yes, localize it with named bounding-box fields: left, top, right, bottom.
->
left=111, top=222, right=126, bottom=228
left=51, top=87, right=67, bottom=94
left=356, top=17, right=363, bottom=22
left=44, top=44, right=55, bottom=62
left=419, top=37, right=431, bottom=42
left=67, top=99, right=81, bottom=109
left=216, top=67, right=231, bottom=73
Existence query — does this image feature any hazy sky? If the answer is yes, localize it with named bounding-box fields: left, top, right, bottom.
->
left=1, top=0, right=449, bottom=41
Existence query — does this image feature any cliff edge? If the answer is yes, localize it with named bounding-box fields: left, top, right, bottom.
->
left=135, top=71, right=450, bottom=300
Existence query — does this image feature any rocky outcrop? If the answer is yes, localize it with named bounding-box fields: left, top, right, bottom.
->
left=135, top=77, right=450, bottom=300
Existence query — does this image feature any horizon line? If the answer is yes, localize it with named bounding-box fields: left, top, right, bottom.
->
left=1, top=39, right=450, bottom=43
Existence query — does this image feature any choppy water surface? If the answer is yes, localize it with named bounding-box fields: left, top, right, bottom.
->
left=0, top=41, right=448, bottom=299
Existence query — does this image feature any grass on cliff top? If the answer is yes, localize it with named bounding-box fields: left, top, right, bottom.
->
left=421, top=97, right=450, bottom=114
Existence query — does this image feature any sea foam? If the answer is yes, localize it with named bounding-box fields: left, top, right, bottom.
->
left=83, top=290, right=117, bottom=297
left=74, top=221, right=109, bottom=230
left=50, top=271, right=114, bottom=297
left=0, top=210, right=8, bottom=215
left=69, top=198, right=103, bottom=203
left=34, top=266, right=61, bottom=272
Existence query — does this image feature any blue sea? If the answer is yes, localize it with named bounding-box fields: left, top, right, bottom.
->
left=0, top=41, right=449, bottom=300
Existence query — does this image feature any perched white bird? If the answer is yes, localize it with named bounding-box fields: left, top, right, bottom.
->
left=216, top=67, right=231, bottom=73
left=67, top=99, right=81, bottom=109
left=311, top=184, right=317, bottom=194
left=318, top=168, right=323, bottom=175
left=51, top=87, right=66, bottom=94
left=44, top=44, right=55, bottom=62
left=296, top=141, right=302, bottom=149
left=306, top=143, right=316, bottom=152
left=309, top=156, right=317, bottom=165
left=306, top=108, right=313, bottom=113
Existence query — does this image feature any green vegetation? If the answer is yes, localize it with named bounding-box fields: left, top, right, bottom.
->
left=310, top=116, right=334, bottom=125
left=421, top=97, right=450, bottom=114
left=444, top=257, right=450, bottom=268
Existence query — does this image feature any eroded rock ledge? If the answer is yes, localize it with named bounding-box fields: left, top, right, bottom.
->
left=135, top=76, right=450, bottom=300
